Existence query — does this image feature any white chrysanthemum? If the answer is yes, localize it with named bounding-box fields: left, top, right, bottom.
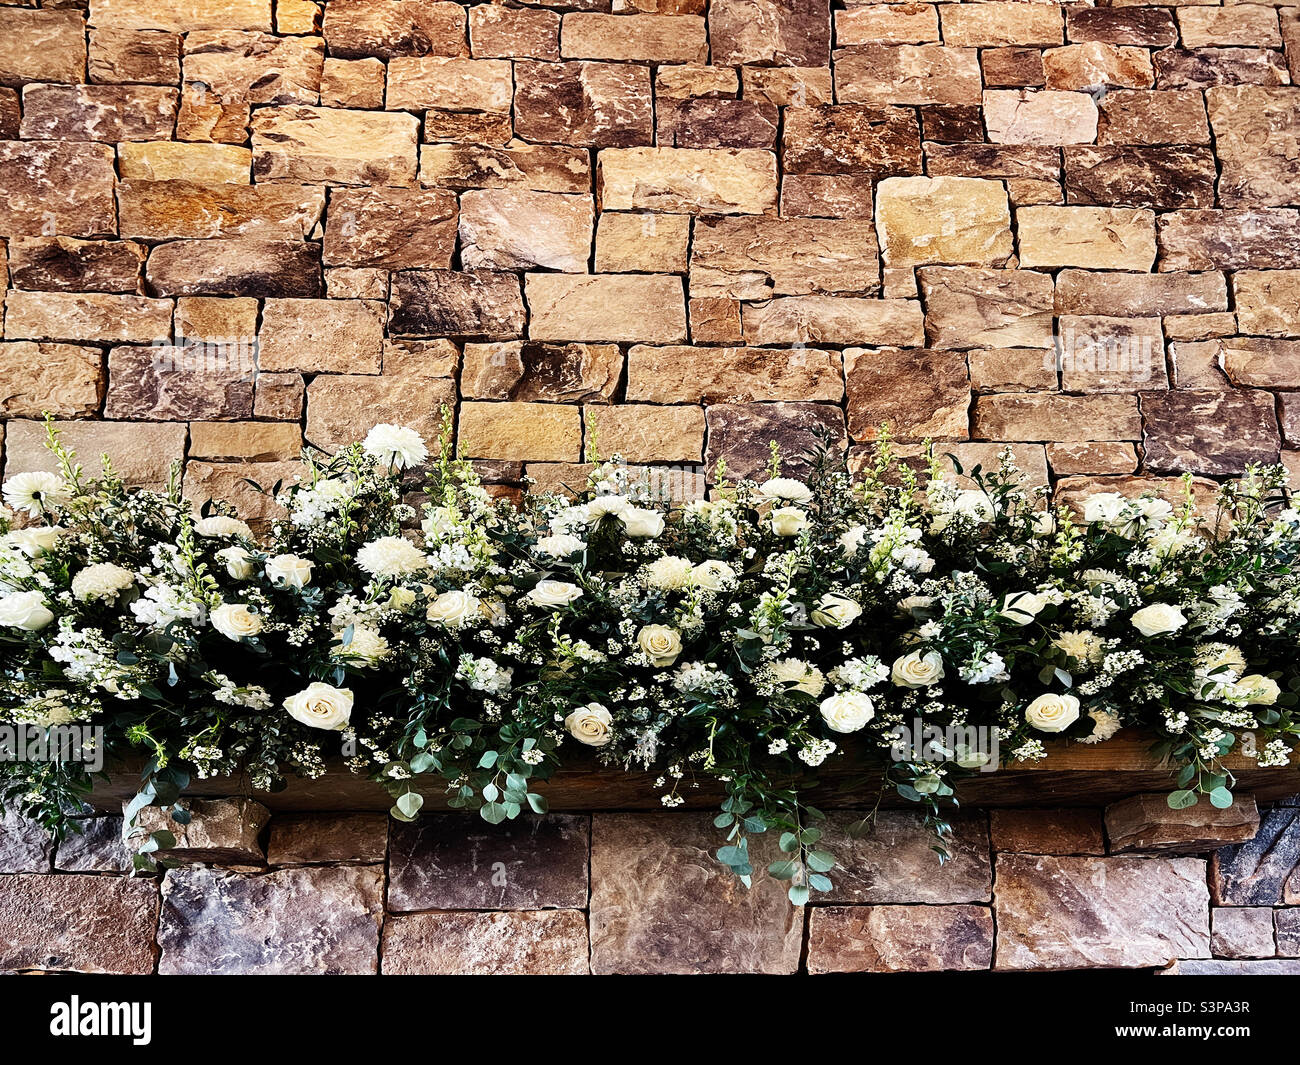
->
left=70, top=562, right=136, bottom=602
left=362, top=424, right=429, bottom=469
left=1194, top=642, right=1247, bottom=680
left=356, top=536, right=427, bottom=577
left=194, top=515, right=253, bottom=538
left=770, top=658, right=826, bottom=697
left=536, top=533, right=586, bottom=557
left=585, top=495, right=630, bottom=520
left=644, top=555, right=694, bottom=590
left=3, top=471, right=70, bottom=517
left=1053, top=630, right=1106, bottom=665
left=1078, top=709, right=1122, bottom=745
left=759, top=477, right=813, bottom=504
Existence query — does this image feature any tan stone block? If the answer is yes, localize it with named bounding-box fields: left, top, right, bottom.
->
left=582, top=404, right=704, bottom=464
left=1043, top=43, right=1154, bottom=89
left=3, top=419, right=187, bottom=488
left=657, top=63, right=739, bottom=102
left=709, top=0, right=831, bottom=66
left=845, top=347, right=970, bottom=441
left=0, top=142, right=117, bottom=238
left=1163, top=312, right=1236, bottom=342
left=117, top=181, right=325, bottom=240
left=1046, top=441, right=1139, bottom=476
left=526, top=274, right=687, bottom=342
left=188, top=421, right=303, bottom=461
left=118, top=142, right=251, bottom=183
left=0, top=343, right=104, bottom=418
left=176, top=93, right=248, bottom=143
left=182, top=459, right=295, bottom=524
left=0, top=9, right=87, bottom=85
left=419, top=141, right=591, bottom=193
left=457, top=402, right=582, bottom=462
left=741, top=296, right=924, bottom=347
left=1055, top=269, right=1228, bottom=316
left=973, top=393, right=1142, bottom=441
left=276, top=0, right=320, bottom=35
left=88, top=0, right=273, bottom=32
left=258, top=298, right=385, bottom=373
left=626, top=345, right=842, bottom=403
left=1209, top=86, right=1300, bottom=209
left=4, top=291, right=172, bottom=344
left=1179, top=6, right=1280, bottom=47
left=598, top=147, right=776, bottom=214
left=689, top=216, right=879, bottom=299
left=1107, top=793, right=1261, bottom=855
left=875, top=176, right=1013, bottom=268
left=305, top=374, right=456, bottom=452
left=461, top=342, right=621, bottom=402
left=836, top=4, right=939, bottom=45
left=386, top=57, right=513, bottom=113
left=459, top=189, right=593, bottom=272
left=251, top=105, right=419, bottom=186
left=325, top=268, right=388, bottom=300
left=919, top=266, right=1055, bottom=349
left=1016, top=206, right=1156, bottom=270
left=1219, top=337, right=1300, bottom=387
left=807, top=905, right=993, bottom=974
left=968, top=348, right=1057, bottom=392
left=89, top=28, right=181, bottom=85
left=253, top=372, right=305, bottom=420
left=175, top=296, right=259, bottom=344
left=560, top=13, right=708, bottom=63
left=1234, top=270, right=1300, bottom=335
left=469, top=4, right=560, bottom=60
left=382, top=338, right=459, bottom=378
left=321, top=0, right=466, bottom=60
left=594, top=212, right=690, bottom=273
left=688, top=297, right=742, bottom=343
left=182, top=30, right=324, bottom=105
left=322, top=186, right=457, bottom=270
left=984, top=89, right=1098, bottom=145
left=382, top=911, right=589, bottom=976
left=834, top=45, right=982, bottom=106
left=939, top=2, right=1061, bottom=46
left=739, top=66, right=832, bottom=106
left=321, top=57, right=385, bottom=109
left=1169, top=340, right=1231, bottom=390
left=1057, top=315, right=1167, bottom=391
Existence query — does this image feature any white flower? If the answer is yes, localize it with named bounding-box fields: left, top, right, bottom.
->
left=1131, top=603, right=1187, bottom=637
left=70, top=562, right=136, bottom=602
left=426, top=589, right=481, bottom=627
left=585, top=495, right=630, bottom=520
left=1195, top=642, right=1247, bottom=680
left=1082, top=492, right=1128, bottom=524
left=1236, top=674, right=1281, bottom=706
left=266, top=553, right=314, bottom=589
left=620, top=507, right=665, bottom=538
left=333, top=625, right=390, bottom=664
left=210, top=602, right=264, bottom=641
left=1053, top=630, right=1105, bottom=665
left=811, top=593, right=861, bottom=629
left=565, top=702, right=613, bottom=747
left=759, top=477, right=813, bottom=504
left=0, top=590, right=54, bottom=630
left=771, top=658, right=826, bottom=696
left=3, top=471, right=69, bottom=517
left=1001, top=591, right=1048, bottom=625
left=194, top=515, right=253, bottom=538
left=388, top=586, right=418, bottom=612
left=536, top=533, right=585, bottom=557
left=4, top=526, right=63, bottom=557
left=215, top=546, right=256, bottom=580
left=839, top=525, right=870, bottom=556
left=1025, top=692, right=1080, bottom=733
left=769, top=507, right=808, bottom=537
left=819, top=692, right=875, bottom=734
left=637, top=624, right=683, bottom=667
left=690, top=559, right=737, bottom=591
left=891, top=650, right=945, bottom=688
left=422, top=505, right=456, bottom=541
left=644, top=556, right=694, bottom=590
left=283, top=682, right=353, bottom=731
left=362, top=424, right=428, bottom=469
left=526, top=580, right=584, bottom=608
left=1079, top=709, right=1122, bottom=745
left=356, top=536, right=426, bottom=577
left=1032, top=511, right=1057, bottom=536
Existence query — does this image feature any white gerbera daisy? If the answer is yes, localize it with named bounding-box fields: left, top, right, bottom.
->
left=362, top=424, right=429, bottom=469
left=3, top=471, right=70, bottom=517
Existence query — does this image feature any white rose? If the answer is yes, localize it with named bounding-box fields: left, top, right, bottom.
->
left=210, top=602, right=264, bottom=641
left=0, top=590, right=54, bottom=631
left=1082, top=492, right=1127, bottom=524
left=356, top=535, right=427, bottom=577
left=565, top=702, right=613, bottom=747
left=620, top=507, right=665, bottom=538
left=839, top=525, right=870, bottom=556
left=759, top=477, right=813, bottom=504
left=526, top=580, right=584, bottom=608
left=1001, top=591, right=1048, bottom=625
left=644, top=556, right=694, bottom=590
left=690, top=559, right=736, bottom=592
left=426, top=589, right=481, bottom=627
left=283, top=682, right=353, bottom=731
left=5, top=526, right=62, bottom=557
left=891, top=650, right=945, bottom=688
left=266, top=553, right=314, bottom=589
left=215, top=546, right=256, bottom=580
left=1236, top=674, right=1281, bottom=706
left=811, top=593, right=861, bottom=629
left=1025, top=692, right=1080, bottom=733
left=770, top=507, right=808, bottom=537
left=771, top=658, right=826, bottom=697
left=194, top=515, right=253, bottom=538
left=947, top=489, right=995, bottom=525
left=637, top=624, right=683, bottom=667
left=1131, top=603, right=1187, bottom=637
left=387, top=586, right=418, bottom=612
left=819, top=692, right=875, bottom=734
left=71, top=562, right=136, bottom=602
left=536, top=533, right=585, bottom=557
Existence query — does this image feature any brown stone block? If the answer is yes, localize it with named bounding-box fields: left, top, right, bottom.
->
left=1044, top=42, right=1154, bottom=89
left=1169, top=340, right=1232, bottom=390
left=710, top=0, right=830, bottom=65
left=0, top=809, right=53, bottom=873
left=3, top=419, right=187, bottom=488
left=423, top=109, right=513, bottom=145
left=1164, top=312, right=1237, bottom=342
left=1142, top=389, right=1280, bottom=475
left=457, top=401, right=582, bottom=461
left=598, top=146, right=777, bottom=214
left=782, top=104, right=922, bottom=176
left=118, top=181, right=326, bottom=241
left=1046, top=441, right=1139, bottom=476
left=1154, top=46, right=1289, bottom=89
left=133, top=796, right=269, bottom=864
left=974, top=393, right=1142, bottom=441
left=20, top=84, right=177, bottom=142
left=834, top=44, right=982, bottom=106
left=1059, top=315, right=1167, bottom=392
left=981, top=47, right=1046, bottom=88
left=321, top=57, right=386, bottom=109
left=321, top=0, right=467, bottom=59
left=627, top=344, right=842, bottom=403
left=0, top=88, right=16, bottom=140
left=389, top=268, right=525, bottom=339
left=1098, top=89, right=1210, bottom=145
left=183, top=458, right=296, bottom=524
left=779, top=173, right=874, bottom=220
left=1220, top=337, right=1300, bottom=388
left=968, top=348, right=1058, bottom=393
left=89, top=28, right=182, bottom=84
left=689, top=297, right=742, bottom=343
left=526, top=274, right=687, bottom=342
left=175, top=93, right=249, bottom=143
left=460, top=189, right=593, bottom=272
left=1067, top=7, right=1178, bottom=47
left=8, top=237, right=145, bottom=294
left=705, top=401, right=847, bottom=481
left=990, top=809, right=1106, bottom=855
left=1064, top=145, right=1216, bottom=210
left=1158, top=209, right=1300, bottom=271
left=1180, top=6, right=1281, bottom=48
left=386, top=56, right=512, bottom=112
left=105, top=345, right=254, bottom=420
left=251, top=105, right=419, bottom=186
left=836, top=3, right=938, bottom=45
left=0, top=343, right=104, bottom=418
left=5, top=291, right=172, bottom=344
left=740, top=65, right=833, bottom=106
left=561, top=12, right=707, bottom=62
left=145, top=238, right=323, bottom=297
left=254, top=371, right=305, bottom=420
left=461, top=341, right=621, bottom=402
left=808, top=905, right=993, bottom=973
left=1209, top=86, right=1300, bottom=208
left=182, top=30, right=324, bottom=104
left=1212, top=908, right=1276, bottom=959
left=741, top=296, right=923, bottom=347
left=919, top=103, right=984, bottom=144
left=268, top=813, right=389, bottom=866
left=382, top=337, right=459, bottom=378
left=1055, top=269, right=1227, bottom=316
left=323, top=186, right=457, bottom=270
left=1234, top=269, right=1300, bottom=335
left=583, top=404, right=704, bottom=463
left=846, top=347, right=970, bottom=441
left=657, top=97, right=779, bottom=149
left=1106, top=792, right=1261, bottom=855
left=0, top=9, right=86, bottom=86
left=515, top=60, right=653, bottom=147
left=0, top=141, right=117, bottom=239
left=876, top=176, right=1012, bottom=268
left=419, top=141, right=591, bottom=192
left=470, top=3, right=560, bottom=59
left=382, top=910, right=589, bottom=975
left=305, top=374, right=456, bottom=452
left=920, top=266, right=1055, bottom=350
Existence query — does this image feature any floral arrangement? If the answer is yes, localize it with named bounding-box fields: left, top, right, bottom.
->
left=2, top=415, right=1298, bottom=901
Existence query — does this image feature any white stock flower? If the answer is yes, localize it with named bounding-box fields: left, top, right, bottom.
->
left=811, top=593, right=861, bottom=629
left=565, top=702, right=613, bottom=747
left=536, top=533, right=585, bottom=557
left=1001, top=591, right=1048, bottom=625
left=215, top=546, right=256, bottom=580
left=819, top=692, right=875, bottom=734
left=637, top=624, right=683, bottom=667
left=1131, top=603, right=1187, bottom=637
left=266, top=553, right=314, bottom=589
left=891, top=650, right=945, bottom=688
left=71, top=562, right=136, bottom=602
left=771, top=658, right=826, bottom=696
left=362, top=424, right=429, bottom=469
left=0, top=590, right=54, bottom=630
left=525, top=580, right=584, bottom=608
left=620, top=507, right=665, bottom=538
left=3, top=471, right=70, bottom=517
left=1025, top=692, right=1080, bottom=733
left=759, top=477, right=813, bottom=504
left=770, top=507, right=808, bottom=537
left=210, top=602, right=264, bottom=641
left=690, top=559, right=737, bottom=592
left=283, top=682, right=353, bottom=731
left=356, top=536, right=427, bottom=577
left=426, top=589, right=481, bottom=626
left=194, top=515, right=253, bottom=538
left=644, top=556, right=694, bottom=590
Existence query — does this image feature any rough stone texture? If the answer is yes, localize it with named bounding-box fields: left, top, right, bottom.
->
left=322, top=187, right=457, bottom=270
left=599, top=146, right=776, bottom=214
left=807, top=905, right=994, bottom=973
left=0, top=874, right=159, bottom=974
left=1211, top=908, right=1276, bottom=960
left=6, top=291, right=173, bottom=344
left=146, top=238, right=323, bottom=297
left=251, top=105, right=419, bottom=186
left=527, top=274, right=687, bottom=342
left=133, top=797, right=270, bottom=864
left=389, top=269, right=525, bottom=339
left=388, top=814, right=589, bottom=911
left=984, top=89, right=1098, bottom=145
left=1017, top=206, right=1157, bottom=270
left=54, top=817, right=130, bottom=873
left=460, top=189, right=593, bottom=271
left=104, top=345, right=253, bottom=420
left=306, top=374, right=456, bottom=453
left=9, top=237, right=146, bottom=294
left=0, top=343, right=105, bottom=418
left=0, top=809, right=53, bottom=873
left=0, top=141, right=118, bottom=238
left=382, top=910, right=589, bottom=975
left=875, top=176, right=1012, bottom=268
left=1208, top=86, right=1300, bottom=208
left=267, top=813, right=388, bottom=866
left=158, top=865, right=383, bottom=974
left=920, top=266, right=1054, bottom=350
left=2, top=419, right=188, bottom=489
left=463, top=342, right=621, bottom=402
left=845, top=347, right=970, bottom=441
left=1142, top=390, right=1281, bottom=476
left=589, top=812, right=803, bottom=974
left=990, top=809, right=1106, bottom=856
left=1211, top=805, right=1300, bottom=906
left=1106, top=793, right=1261, bottom=855
left=995, top=854, right=1211, bottom=970
left=258, top=298, right=385, bottom=374
left=627, top=345, right=842, bottom=404
left=515, top=61, right=653, bottom=147
left=458, top=400, right=581, bottom=462
left=706, top=401, right=847, bottom=482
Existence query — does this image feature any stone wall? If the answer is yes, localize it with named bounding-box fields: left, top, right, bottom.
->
left=2, top=797, right=1299, bottom=974
left=0, top=1, right=1298, bottom=505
